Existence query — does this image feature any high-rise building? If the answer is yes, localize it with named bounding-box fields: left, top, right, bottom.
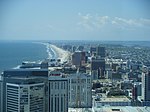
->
left=97, top=46, right=105, bottom=58
left=72, top=51, right=82, bottom=67
left=90, top=47, right=96, bottom=56
left=0, top=69, right=48, bottom=112
left=68, top=72, right=92, bottom=108
left=91, top=70, right=99, bottom=80
left=90, top=45, right=105, bottom=57
left=48, top=71, right=68, bottom=112
left=142, top=68, right=150, bottom=101
left=6, top=82, right=45, bottom=112
left=72, top=51, right=86, bottom=67
left=91, top=57, right=105, bottom=78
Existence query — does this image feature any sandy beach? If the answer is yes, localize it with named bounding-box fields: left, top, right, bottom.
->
left=37, top=42, right=71, bottom=63
left=49, top=44, right=71, bottom=63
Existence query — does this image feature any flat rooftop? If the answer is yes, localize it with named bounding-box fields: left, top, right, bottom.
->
left=96, top=96, right=131, bottom=102
left=69, top=107, right=150, bottom=112
left=68, top=108, right=92, bottom=112
left=93, top=106, right=150, bottom=112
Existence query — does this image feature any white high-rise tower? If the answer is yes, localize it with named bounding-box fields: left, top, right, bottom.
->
left=48, top=71, right=68, bottom=112
left=68, top=72, right=92, bottom=108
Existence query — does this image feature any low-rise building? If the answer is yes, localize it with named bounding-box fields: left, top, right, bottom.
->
left=93, top=96, right=131, bottom=107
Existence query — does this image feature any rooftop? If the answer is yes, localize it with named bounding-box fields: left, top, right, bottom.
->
left=93, top=106, right=150, bottom=112
left=96, top=96, right=131, bottom=102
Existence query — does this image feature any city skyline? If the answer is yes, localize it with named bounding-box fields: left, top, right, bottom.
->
left=0, top=0, right=150, bottom=41
left=1, top=40, right=150, bottom=111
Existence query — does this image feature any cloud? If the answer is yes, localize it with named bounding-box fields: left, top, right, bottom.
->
left=111, top=17, right=150, bottom=30
left=111, top=17, right=142, bottom=30
left=94, top=16, right=109, bottom=28
left=77, top=13, right=150, bottom=31
left=139, top=18, right=150, bottom=26
left=77, top=13, right=94, bottom=31
left=77, top=13, right=110, bottom=31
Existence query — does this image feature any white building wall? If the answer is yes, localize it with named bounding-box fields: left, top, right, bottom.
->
left=48, top=76, right=68, bottom=112
left=68, top=73, right=92, bottom=108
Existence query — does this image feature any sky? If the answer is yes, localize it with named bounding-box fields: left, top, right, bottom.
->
left=0, top=0, right=150, bottom=41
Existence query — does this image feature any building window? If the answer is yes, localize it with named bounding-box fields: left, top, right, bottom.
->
left=64, top=82, right=65, bottom=89
left=88, top=79, right=91, bottom=83
left=55, top=82, right=57, bottom=89
left=61, top=82, right=63, bottom=89
left=51, top=82, right=53, bottom=89
left=51, top=97, right=53, bottom=112
left=57, top=82, right=59, bottom=89
left=55, top=96, right=57, bottom=112
left=61, top=96, right=63, bottom=111
left=58, top=97, right=59, bottom=112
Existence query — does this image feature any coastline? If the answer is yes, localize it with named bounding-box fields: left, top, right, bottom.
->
left=49, top=44, right=71, bottom=63
left=40, top=42, right=71, bottom=63
left=0, top=42, right=70, bottom=72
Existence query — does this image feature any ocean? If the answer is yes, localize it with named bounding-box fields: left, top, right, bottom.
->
left=0, top=41, right=48, bottom=73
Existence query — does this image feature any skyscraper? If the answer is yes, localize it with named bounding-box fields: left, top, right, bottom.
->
left=72, top=51, right=86, bottom=67
left=72, top=51, right=82, bottom=67
left=68, top=72, right=92, bottom=108
left=6, top=82, right=45, bottom=112
left=90, top=47, right=96, bottom=56
left=91, top=57, right=105, bottom=78
left=97, top=46, right=105, bottom=58
left=48, top=71, right=68, bottom=112
left=0, top=69, right=48, bottom=112
left=142, top=68, right=150, bottom=101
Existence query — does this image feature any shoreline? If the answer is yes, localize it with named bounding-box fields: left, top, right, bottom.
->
left=49, top=44, right=71, bottom=63
left=31, top=42, right=71, bottom=63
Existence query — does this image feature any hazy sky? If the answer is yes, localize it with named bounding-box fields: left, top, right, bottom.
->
left=0, top=0, right=150, bottom=41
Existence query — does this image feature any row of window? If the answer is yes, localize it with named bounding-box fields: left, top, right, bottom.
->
left=69, top=79, right=91, bottom=83
left=50, top=95, right=67, bottom=112
left=50, top=81, right=67, bottom=90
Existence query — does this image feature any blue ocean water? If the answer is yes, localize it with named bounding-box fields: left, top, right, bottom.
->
left=0, top=41, right=48, bottom=73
